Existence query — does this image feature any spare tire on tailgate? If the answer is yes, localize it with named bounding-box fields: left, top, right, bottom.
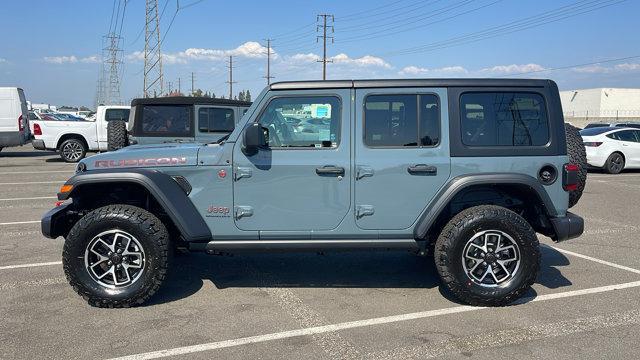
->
left=107, top=120, right=128, bottom=151
left=565, top=123, right=587, bottom=208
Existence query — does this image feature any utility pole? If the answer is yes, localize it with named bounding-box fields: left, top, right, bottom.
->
left=178, top=77, right=181, bottom=94
left=167, top=81, right=172, bottom=94
left=263, top=38, right=275, bottom=85
left=316, top=14, right=334, bottom=80
left=144, top=0, right=164, bottom=97
left=226, top=56, right=237, bottom=99
left=191, top=72, right=195, bottom=95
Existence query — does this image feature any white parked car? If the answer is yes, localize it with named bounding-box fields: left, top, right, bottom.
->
left=580, top=127, right=640, bottom=174
left=31, top=105, right=130, bottom=162
left=0, top=87, right=31, bottom=151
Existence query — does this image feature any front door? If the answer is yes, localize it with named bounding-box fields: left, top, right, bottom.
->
left=232, top=90, right=351, bottom=232
left=354, top=88, right=451, bottom=230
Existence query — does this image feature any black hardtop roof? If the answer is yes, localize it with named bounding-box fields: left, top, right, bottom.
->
left=130, top=96, right=252, bottom=107
left=270, top=78, right=555, bottom=90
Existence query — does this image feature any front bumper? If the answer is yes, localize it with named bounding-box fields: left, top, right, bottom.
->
left=32, top=139, right=46, bottom=150
left=41, top=200, right=73, bottom=239
left=550, top=212, right=584, bottom=242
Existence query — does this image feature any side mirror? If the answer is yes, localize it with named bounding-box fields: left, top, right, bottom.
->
left=242, top=123, right=268, bottom=156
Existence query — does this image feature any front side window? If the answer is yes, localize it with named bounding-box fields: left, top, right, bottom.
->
left=364, top=94, right=440, bottom=147
left=460, top=92, right=549, bottom=146
left=105, top=108, right=130, bottom=122
left=140, top=105, right=191, bottom=136
left=198, top=107, right=234, bottom=133
left=256, top=96, right=341, bottom=148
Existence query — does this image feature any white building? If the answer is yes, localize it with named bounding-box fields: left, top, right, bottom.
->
left=560, top=88, right=640, bottom=127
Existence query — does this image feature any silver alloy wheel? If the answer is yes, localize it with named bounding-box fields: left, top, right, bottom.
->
left=84, top=230, right=145, bottom=288
left=609, top=154, right=624, bottom=173
left=62, top=141, right=83, bottom=161
left=461, top=230, right=521, bottom=287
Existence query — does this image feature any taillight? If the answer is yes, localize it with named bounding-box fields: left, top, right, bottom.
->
left=33, top=123, right=42, bottom=135
left=583, top=141, right=602, bottom=147
left=18, top=114, right=24, bottom=132
left=563, top=163, right=579, bottom=191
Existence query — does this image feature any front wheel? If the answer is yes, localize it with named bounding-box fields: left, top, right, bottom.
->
left=63, top=205, right=170, bottom=307
left=434, top=205, right=540, bottom=306
left=59, top=138, right=86, bottom=162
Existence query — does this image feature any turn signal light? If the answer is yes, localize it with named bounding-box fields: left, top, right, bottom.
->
left=59, top=184, right=74, bottom=194
left=563, top=164, right=579, bottom=191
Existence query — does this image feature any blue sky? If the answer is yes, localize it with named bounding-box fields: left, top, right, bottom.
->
left=0, top=0, right=638, bottom=107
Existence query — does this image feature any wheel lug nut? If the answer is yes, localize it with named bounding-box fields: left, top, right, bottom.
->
left=108, top=251, right=113, bottom=256
left=107, top=261, right=112, bottom=266
left=117, top=249, right=122, bottom=254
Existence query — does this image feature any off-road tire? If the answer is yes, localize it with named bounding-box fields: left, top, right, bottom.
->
left=604, top=152, right=625, bottom=174
left=565, top=123, right=587, bottom=208
left=59, top=138, right=87, bottom=163
left=107, top=120, right=128, bottom=151
left=63, top=205, right=170, bottom=307
left=434, top=205, right=540, bottom=306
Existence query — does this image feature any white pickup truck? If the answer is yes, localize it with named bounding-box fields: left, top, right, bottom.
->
left=31, top=105, right=130, bottom=162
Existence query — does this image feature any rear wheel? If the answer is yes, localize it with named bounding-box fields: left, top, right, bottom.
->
left=59, top=138, right=86, bottom=162
left=63, top=205, right=170, bottom=307
left=434, top=205, right=540, bottom=306
left=605, top=152, right=625, bottom=174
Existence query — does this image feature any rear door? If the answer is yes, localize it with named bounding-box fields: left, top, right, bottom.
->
left=17, top=89, right=30, bottom=143
left=354, top=88, right=451, bottom=230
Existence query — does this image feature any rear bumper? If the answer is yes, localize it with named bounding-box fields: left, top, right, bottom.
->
left=32, top=139, right=46, bottom=150
left=550, top=212, right=584, bottom=242
left=41, top=201, right=73, bottom=239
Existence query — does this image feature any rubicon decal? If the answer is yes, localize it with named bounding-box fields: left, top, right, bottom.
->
left=94, top=157, right=187, bottom=168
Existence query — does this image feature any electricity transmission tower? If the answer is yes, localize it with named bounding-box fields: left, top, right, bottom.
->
left=103, top=33, right=124, bottom=104
left=316, top=14, right=334, bottom=80
left=263, top=38, right=274, bottom=85
left=144, top=0, right=164, bottom=97
left=226, top=56, right=237, bottom=99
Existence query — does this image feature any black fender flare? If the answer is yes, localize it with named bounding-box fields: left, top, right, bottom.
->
left=413, top=173, right=558, bottom=240
left=58, top=169, right=211, bottom=242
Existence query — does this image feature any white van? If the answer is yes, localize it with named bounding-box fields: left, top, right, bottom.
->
left=0, top=87, right=31, bottom=151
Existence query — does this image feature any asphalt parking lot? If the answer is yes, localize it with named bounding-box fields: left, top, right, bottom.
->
left=1, top=146, right=640, bottom=360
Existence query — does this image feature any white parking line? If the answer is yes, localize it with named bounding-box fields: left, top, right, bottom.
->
left=0, top=220, right=41, bottom=226
left=0, top=170, right=73, bottom=175
left=0, top=196, right=57, bottom=201
left=0, top=261, right=61, bottom=271
left=109, top=280, right=640, bottom=360
left=546, top=244, right=640, bottom=275
left=0, top=181, right=62, bottom=185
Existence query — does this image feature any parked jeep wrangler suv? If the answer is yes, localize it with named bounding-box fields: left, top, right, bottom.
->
left=42, top=79, right=585, bottom=307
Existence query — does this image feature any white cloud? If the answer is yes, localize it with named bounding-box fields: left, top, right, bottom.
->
left=572, top=65, right=609, bottom=74
left=398, top=65, right=468, bottom=76
left=481, top=63, right=545, bottom=74
left=44, top=55, right=99, bottom=64
left=127, top=42, right=273, bottom=65
left=614, top=63, right=640, bottom=71
left=44, top=55, right=78, bottom=64
left=331, top=53, right=391, bottom=68
left=0, top=58, right=7, bottom=64
left=287, top=53, right=319, bottom=63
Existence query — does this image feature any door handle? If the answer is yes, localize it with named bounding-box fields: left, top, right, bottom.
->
left=407, top=164, right=437, bottom=175
left=316, top=165, right=345, bottom=176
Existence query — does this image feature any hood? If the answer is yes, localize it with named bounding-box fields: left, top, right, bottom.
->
left=80, top=143, right=206, bottom=171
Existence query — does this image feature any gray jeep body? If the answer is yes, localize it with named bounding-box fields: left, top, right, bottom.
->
left=43, top=79, right=583, bottom=251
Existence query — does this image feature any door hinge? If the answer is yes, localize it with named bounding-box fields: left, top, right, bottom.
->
left=356, top=166, right=374, bottom=180
left=234, top=206, right=254, bottom=220
left=355, top=205, right=375, bottom=218
left=234, top=167, right=252, bottom=181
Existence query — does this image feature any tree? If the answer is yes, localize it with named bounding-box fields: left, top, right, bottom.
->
left=238, top=90, right=245, bottom=102
left=245, top=89, right=251, bottom=102
left=191, top=89, right=204, bottom=97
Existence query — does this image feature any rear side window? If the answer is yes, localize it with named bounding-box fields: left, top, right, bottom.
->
left=609, top=130, right=639, bottom=142
left=364, top=94, right=440, bottom=147
left=460, top=92, right=549, bottom=146
left=140, top=105, right=191, bottom=136
left=198, top=107, right=234, bottom=133
left=105, top=108, right=130, bottom=122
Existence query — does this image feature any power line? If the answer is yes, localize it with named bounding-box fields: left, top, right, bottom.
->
left=317, top=14, right=334, bottom=80
left=500, top=55, right=640, bottom=77
left=144, top=0, right=164, bottom=97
